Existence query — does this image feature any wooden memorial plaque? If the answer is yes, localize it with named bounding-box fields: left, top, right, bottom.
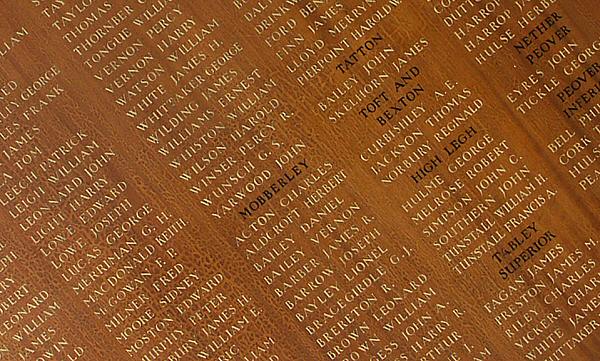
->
left=0, top=0, right=598, bottom=360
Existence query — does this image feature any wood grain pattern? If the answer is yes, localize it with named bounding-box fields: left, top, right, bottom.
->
left=0, top=0, right=598, bottom=360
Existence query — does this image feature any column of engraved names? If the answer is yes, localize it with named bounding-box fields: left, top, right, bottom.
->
left=46, top=0, right=299, bottom=225
left=483, top=235, right=600, bottom=360
left=403, top=77, right=559, bottom=277
left=0, top=50, right=100, bottom=359
left=412, top=85, right=579, bottom=361
left=431, top=0, right=600, bottom=192
left=543, top=27, right=600, bottom=192
left=278, top=1, right=564, bottom=359
left=232, top=146, right=435, bottom=361
left=427, top=0, right=580, bottom=135
left=373, top=75, right=571, bottom=360
left=503, top=0, right=600, bottom=193
left=29, top=0, right=288, bottom=359
left=496, top=9, right=600, bottom=355
left=424, top=2, right=600, bottom=359
left=246, top=0, right=409, bottom=122
left=230, top=1, right=492, bottom=360
left=342, top=61, right=491, bottom=361
left=0, top=243, right=80, bottom=360
left=0, top=60, right=185, bottom=360
left=373, top=47, right=564, bottom=361
left=236, top=2, right=396, bottom=360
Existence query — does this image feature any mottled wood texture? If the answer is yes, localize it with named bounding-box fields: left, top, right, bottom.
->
left=0, top=0, right=598, bottom=360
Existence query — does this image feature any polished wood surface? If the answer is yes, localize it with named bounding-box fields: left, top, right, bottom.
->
left=0, top=0, right=598, bottom=360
